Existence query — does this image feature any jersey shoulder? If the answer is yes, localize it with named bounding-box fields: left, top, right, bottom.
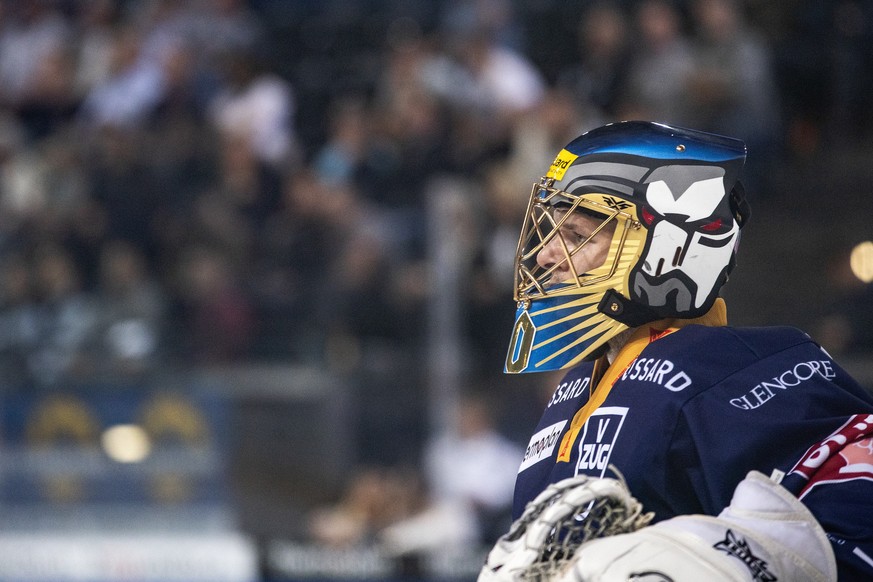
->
left=650, top=323, right=873, bottom=405
left=676, top=324, right=815, bottom=357
left=633, top=324, right=836, bottom=396
left=652, top=324, right=826, bottom=369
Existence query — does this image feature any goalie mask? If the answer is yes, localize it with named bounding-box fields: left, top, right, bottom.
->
left=506, top=121, right=750, bottom=373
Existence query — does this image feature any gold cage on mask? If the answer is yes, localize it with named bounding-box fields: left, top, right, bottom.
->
left=514, top=180, right=644, bottom=305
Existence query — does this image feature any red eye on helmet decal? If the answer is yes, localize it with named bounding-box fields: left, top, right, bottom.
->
left=701, top=218, right=723, bottom=232
left=641, top=206, right=656, bottom=226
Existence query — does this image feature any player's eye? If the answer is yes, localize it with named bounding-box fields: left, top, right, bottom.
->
left=700, top=218, right=723, bottom=232
left=561, top=227, right=587, bottom=247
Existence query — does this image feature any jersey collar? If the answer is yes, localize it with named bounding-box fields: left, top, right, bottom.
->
left=556, top=299, right=727, bottom=463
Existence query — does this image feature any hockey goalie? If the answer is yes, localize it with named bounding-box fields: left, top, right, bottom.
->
left=482, top=121, right=873, bottom=580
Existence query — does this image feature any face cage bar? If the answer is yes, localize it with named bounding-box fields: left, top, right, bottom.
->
left=513, top=181, right=640, bottom=304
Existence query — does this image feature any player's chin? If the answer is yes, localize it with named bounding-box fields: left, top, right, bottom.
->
left=542, top=278, right=564, bottom=290
left=543, top=277, right=574, bottom=291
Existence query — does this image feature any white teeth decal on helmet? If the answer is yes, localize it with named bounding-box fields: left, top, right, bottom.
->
left=506, top=121, right=748, bottom=374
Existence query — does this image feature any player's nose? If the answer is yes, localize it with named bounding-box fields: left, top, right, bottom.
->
left=537, top=237, right=565, bottom=270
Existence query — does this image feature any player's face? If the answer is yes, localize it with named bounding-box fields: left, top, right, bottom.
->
left=536, top=208, right=616, bottom=285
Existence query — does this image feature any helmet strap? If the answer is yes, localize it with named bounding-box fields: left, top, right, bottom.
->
left=597, top=288, right=662, bottom=327
left=730, top=182, right=751, bottom=228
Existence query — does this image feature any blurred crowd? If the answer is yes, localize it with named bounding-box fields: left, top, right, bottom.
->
left=1, top=0, right=873, bottom=555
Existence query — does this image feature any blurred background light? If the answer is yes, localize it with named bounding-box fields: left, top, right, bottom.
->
left=101, top=424, right=151, bottom=463
left=851, top=241, right=873, bottom=283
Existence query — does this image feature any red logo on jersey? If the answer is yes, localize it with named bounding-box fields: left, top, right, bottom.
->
left=789, top=414, right=873, bottom=498
left=838, top=437, right=873, bottom=475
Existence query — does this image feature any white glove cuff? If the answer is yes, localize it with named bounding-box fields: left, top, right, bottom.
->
left=657, top=471, right=836, bottom=582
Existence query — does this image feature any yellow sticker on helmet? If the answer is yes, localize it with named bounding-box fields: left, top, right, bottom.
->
left=547, top=149, right=578, bottom=181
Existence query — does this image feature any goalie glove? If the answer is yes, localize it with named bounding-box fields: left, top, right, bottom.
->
left=559, top=470, right=837, bottom=582
left=478, top=472, right=653, bottom=582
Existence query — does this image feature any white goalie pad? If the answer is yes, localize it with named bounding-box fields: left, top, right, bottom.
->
left=559, top=471, right=836, bottom=582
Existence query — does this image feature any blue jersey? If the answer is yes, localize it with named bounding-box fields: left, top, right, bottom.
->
left=513, top=322, right=873, bottom=580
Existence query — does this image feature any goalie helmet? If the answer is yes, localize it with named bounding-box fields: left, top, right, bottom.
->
left=505, top=121, right=750, bottom=374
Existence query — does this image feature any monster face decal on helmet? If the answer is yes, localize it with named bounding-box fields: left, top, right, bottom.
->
left=506, top=121, right=749, bottom=374
left=634, top=164, right=742, bottom=315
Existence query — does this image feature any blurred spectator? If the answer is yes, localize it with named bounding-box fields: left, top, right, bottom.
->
left=368, top=46, right=451, bottom=248
left=420, top=9, right=545, bottom=160
left=440, top=0, right=525, bottom=52
left=327, top=231, right=399, bottom=342
left=33, top=129, right=92, bottom=238
left=420, top=392, right=522, bottom=544
left=208, top=46, right=299, bottom=171
left=0, top=126, right=101, bottom=286
left=333, top=393, right=523, bottom=556
left=214, top=127, right=283, bottom=232
left=171, top=243, right=255, bottom=364
left=618, top=0, right=695, bottom=124
left=72, top=0, right=119, bottom=97
left=0, top=1, right=71, bottom=108
left=0, top=113, right=46, bottom=239
left=313, top=95, right=371, bottom=187
left=14, top=40, right=80, bottom=140
left=29, top=243, right=98, bottom=386
left=77, top=23, right=167, bottom=129
left=323, top=214, right=428, bottom=364
left=135, top=0, right=196, bottom=68
left=309, top=444, right=486, bottom=558
left=685, top=0, right=780, bottom=159
left=0, top=252, right=38, bottom=388
left=49, top=136, right=105, bottom=291
left=85, top=124, right=163, bottom=261
left=150, top=37, right=212, bottom=123
left=323, top=221, right=429, bottom=464
left=436, top=2, right=543, bottom=117
left=308, top=466, right=425, bottom=548
left=193, top=0, right=267, bottom=64
left=504, top=87, right=599, bottom=187
left=252, top=167, right=357, bottom=359
left=131, top=0, right=222, bottom=115
left=557, top=1, right=632, bottom=118
left=91, top=239, right=167, bottom=379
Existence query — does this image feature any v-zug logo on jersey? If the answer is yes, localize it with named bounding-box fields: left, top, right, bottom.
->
left=575, top=407, right=628, bottom=477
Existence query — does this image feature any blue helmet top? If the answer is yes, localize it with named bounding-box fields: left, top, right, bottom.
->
left=564, top=121, right=747, bottom=164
